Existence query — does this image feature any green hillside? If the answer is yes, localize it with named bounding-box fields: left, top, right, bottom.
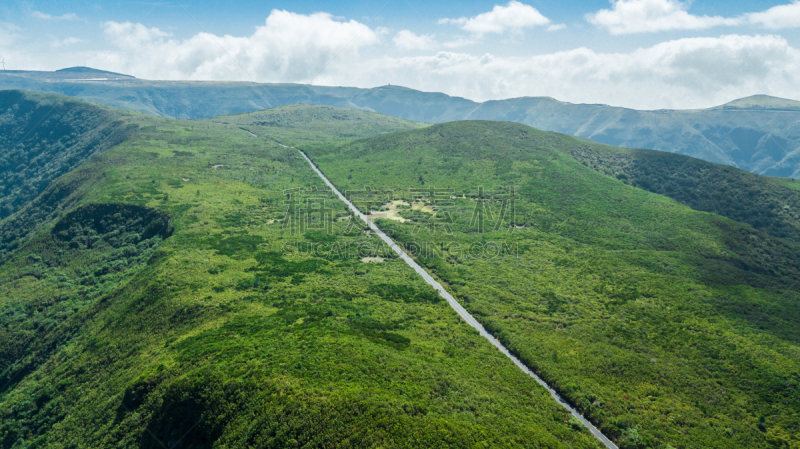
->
left=560, top=141, right=800, bottom=243
left=0, top=91, right=135, bottom=221
left=298, top=121, right=800, bottom=449
left=3, top=97, right=800, bottom=448
left=3, top=70, right=800, bottom=178
left=217, top=103, right=429, bottom=145
left=0, top=100, right=603, bottom=448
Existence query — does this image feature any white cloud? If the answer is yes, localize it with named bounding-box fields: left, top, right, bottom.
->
left=587, top=0, right=737, bottom=34
left=393, top=30, right=435, bottom=50
left=327, top=34, right=800, bottom=110
left=102, top=21, right=170, bottom=47
left=588, top=0, right=800, bottom=34
left=95, top=10, right=379, bottom=82
left=744, top=1, right=800, bottom=29
left=32, top=11, right=78, bottom=21
left=439, top=1, right=551, bottom=36
left=90, top=12, right=800, bottom=110
left=14, top=8, right=800, bottom=111
left=547, top=24, right=566, bottom=31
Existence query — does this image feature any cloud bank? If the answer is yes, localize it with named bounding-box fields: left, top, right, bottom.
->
left=88, top=10, right=800, bottom=110
left=97, top=10, right=378, bottom=82
left=324, top=34, right=800, bottom=109
left=588, top=0, right=800, bottom=34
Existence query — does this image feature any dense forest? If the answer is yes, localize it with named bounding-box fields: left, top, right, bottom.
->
left=0, top=91, right=135, bottom=220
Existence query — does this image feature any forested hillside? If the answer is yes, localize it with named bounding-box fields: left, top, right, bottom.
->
left=3, top=97, right=799, bottom=448
left=300, top=120, right=800, bottom=449
left=559, top=140, right=800, bottom=243
left=0, top=99, right=604, bottom=448
left=0, top=91, right=135, bottom=220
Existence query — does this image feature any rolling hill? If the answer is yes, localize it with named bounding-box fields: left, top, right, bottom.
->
left=296, top=120, right=800, bottom=449
left=3, top=69, right=800, bottom=177
left=0, top=93, right=603, bottom=449
left=1, top=94, right=799, bottom=448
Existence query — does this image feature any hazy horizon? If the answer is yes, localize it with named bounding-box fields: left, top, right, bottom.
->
left=3, top=0, right=800, bottom=109
left=9, top=64, right=800, bottom=112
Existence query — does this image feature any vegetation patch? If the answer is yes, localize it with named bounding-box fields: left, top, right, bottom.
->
left=367, top=283, right=441, bottom=304
left=204, top=233, right=264, bottom=259
left=52, top=203, right=173, bottom=248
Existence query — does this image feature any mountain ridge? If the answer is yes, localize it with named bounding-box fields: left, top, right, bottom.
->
left=1, top=69, right=800, bottom=178
left=3, top=68, right=795, bottom=111
left=717, top=94, right=800, bottom=110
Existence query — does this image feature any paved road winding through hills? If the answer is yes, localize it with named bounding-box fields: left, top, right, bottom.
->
left=279, top=138, right=617, bottom=448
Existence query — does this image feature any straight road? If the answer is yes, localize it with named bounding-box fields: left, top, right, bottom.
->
left=294, top=147, right=618, bottom=449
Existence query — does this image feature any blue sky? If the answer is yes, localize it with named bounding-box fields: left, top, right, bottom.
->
left=3, top=1, right=800, bottom=109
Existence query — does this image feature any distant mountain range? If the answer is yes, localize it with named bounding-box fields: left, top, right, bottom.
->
left=2, top=67, right=800, bottom=178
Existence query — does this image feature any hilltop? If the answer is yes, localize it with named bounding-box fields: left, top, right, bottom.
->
left=2, top=70, right=800, bottom=177
left=718, top=94, right=800, bottom=110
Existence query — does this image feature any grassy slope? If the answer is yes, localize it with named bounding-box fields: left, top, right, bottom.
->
left=528, top=132, right=800, bottom=245
left=0, top=104, right=600, bottom=448
left=299, top=121, right=800, bottom=449
left=215, top=103, right=429, bottom=145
